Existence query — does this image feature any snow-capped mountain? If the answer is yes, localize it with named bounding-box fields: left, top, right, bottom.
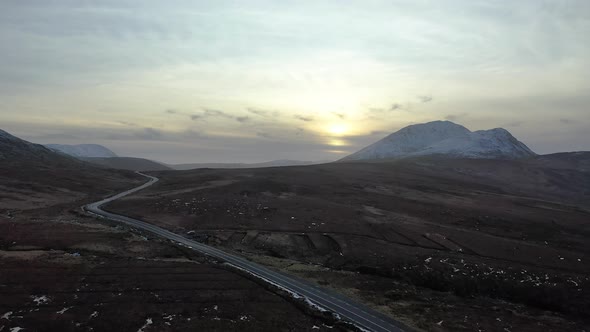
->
left=45, top=144, right=117, bottom=158
left=341, top=121, right=536, bottom=161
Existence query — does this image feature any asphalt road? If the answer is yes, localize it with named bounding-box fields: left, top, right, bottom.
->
left=84, top=172, right=408, bottom=332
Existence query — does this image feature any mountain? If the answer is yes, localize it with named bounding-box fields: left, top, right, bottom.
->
left=81, top=157, right=172, bottom=171
left=341, top=121, right=536, bottom=161
left=0, top=129, right=70, bottom=162
left=171, top=159, right=327, bottom=170
left=43, top=143, right=169, bottom=171
left=0, top=128, right=142, bottom=209
left=45, top=144, right=118, bottom=158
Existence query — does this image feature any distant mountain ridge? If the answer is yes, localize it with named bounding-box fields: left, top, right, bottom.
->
left=82, top=157, right=172, bottom=171
left=342, top=121, right=536, bottom=161
left=171, top=159, right=327, bottom=170
left=45, top=144, right=118, bottom=158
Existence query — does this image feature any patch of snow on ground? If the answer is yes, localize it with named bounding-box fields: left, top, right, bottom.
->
left=10, top=328, right=24, bottom=332
left=30, top=295, right=50, bottom=306
left=90, top=311, right=99, bottom=319
left=137, top=318, right=152, bottom=332
left=56, top=307, right=72, bottom=314
left=1, top=312, right=12, bottom=320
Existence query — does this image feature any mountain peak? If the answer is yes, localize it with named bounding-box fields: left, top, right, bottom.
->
left=341, top=121, right=536, bottom=161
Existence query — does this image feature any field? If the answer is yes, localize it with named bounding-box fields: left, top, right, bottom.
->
left=105, top=157, right=590, bottom=331
left=0, top=165, right=340, bottom=332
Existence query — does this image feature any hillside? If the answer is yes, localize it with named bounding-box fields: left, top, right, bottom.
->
left=0, top=129, right=66, bottom=162
left=82, top=157, right=172, bottom=171
left=342, top=120, right=536, bottom=161
left=45, top=143, right=118, bottom=158
left=0, top=128, right=142, bottom=210
left=1, top=129, right=329, bottom=332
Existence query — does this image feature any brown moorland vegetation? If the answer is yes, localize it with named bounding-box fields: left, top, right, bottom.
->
left=106, top=155, right=590, bottom=331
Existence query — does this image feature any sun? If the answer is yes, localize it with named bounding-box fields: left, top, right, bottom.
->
left=327, top=123, right=349, bottom=136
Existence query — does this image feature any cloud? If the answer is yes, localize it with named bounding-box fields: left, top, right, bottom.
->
left=370, top=130, right=388, bottom=136
left=247, top=107, right=279, bottom=118
left=368, top=107, right=385, bottom=113
left=191, top=108, right=250, bottom=123
left=331, top=112, right=345, bottom=119
left=503, top=121, right=524, bottom=128
left=560, top=118, right=573, bottom=124
left=235, top=116, right=250, bottom=123
left=294, top=114, right=314, bottom=122
left=181, top=129, right=205, bottom=139
left=2, top=1, right=589, bottom=162
left=203, top=108, right=233, bottom=118
left=28, top=133, right=80, bottom=140
left=117, top=120, right=137, bottom=127
left=134, top=127, right=163, bottom=140
left=444, top=113, right=468, bottom=122
left=256, top=131, right=272, bottom=139
left=191, top=108, right=231, bottom=121
left=390, top=103, right=403, bottom=111
left=418, top=95, right=433, bottom=103
left=367, top=103, right=406, bottom=118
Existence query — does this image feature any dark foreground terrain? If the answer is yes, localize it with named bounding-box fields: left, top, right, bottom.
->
left=106, top=155, right=590, bottom=331
left=0, top=208, right=340, bottom=331
left=0, top=140, right=343, bottom=331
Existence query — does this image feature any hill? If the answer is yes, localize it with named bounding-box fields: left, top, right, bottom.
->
left=82, top=157, right=172, bottom=171
left=342, top=120, right=536, bottom=161
left=0, top=128, right=142, bottom=210
left=0, top=129, right=65, bottom=162
left=45, top=143, right=118, bottom=158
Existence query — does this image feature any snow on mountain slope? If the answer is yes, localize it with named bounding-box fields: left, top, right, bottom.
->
left=342, top=121, right=536, bottom=161
left=45, top=144, right=118, bottom=158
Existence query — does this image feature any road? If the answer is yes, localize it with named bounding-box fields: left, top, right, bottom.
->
left=84, top=172, right=408, bottom=332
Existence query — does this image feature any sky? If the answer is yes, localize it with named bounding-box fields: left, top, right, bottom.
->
left=1, top=0, right=589, bottom=163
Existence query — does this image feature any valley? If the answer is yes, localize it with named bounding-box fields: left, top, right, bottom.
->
left=104, top=156, right=590, bottom=331
left=2, top=122, right=589, bottom=331
left=0, top=130, right=345, bottom=332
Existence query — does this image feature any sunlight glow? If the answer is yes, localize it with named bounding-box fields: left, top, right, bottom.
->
left=327, top=137, right=347, bottom=147
left=327, top=123, right=349, bottom=136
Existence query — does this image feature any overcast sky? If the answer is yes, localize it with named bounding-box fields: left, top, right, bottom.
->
left=1, top=0, right=589, bottom=163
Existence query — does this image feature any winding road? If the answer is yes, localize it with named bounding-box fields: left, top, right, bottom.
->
left=84, top=172, right=408, bottom=332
